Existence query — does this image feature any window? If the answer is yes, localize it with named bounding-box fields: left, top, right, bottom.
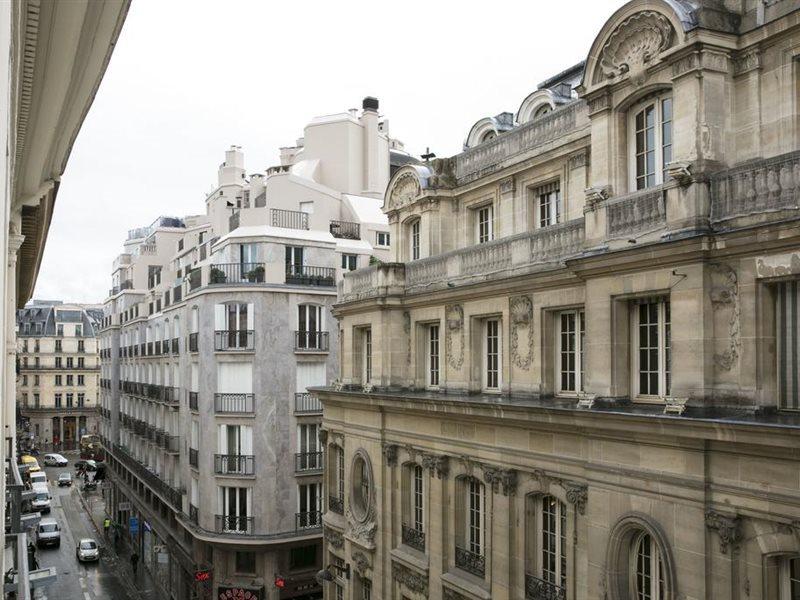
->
left=376, top=232, right=390, bottom=247
left=341, top=254, right=358, bottom=271
left=467, top=478, right=484, bottom=556
left=66, top=375, right=73, bottom=386
left=781, top=556, right=800, bottom=599
left=332, top=554, right=345, bottom=600
left=75, top=325, right=82, bottom=337
left=33, top=393, right=39, bottom=408
left=297, top=483, right=321, bottom=528
left=289, top=545, right=317, bottom=570
left=475, top=205, right=493, bottom=244
left=66, top=357, right=73, bottom=368
left=536, top=182, right=561, bottom=228
left=33, top=375, right=39, bottom=387
left=362, top=328, right=372, bottom=384
left=427, top=324, right=440, bottom=388
left=78, top=357, right=84, bottom=368
left=333, top=445, right=345, bottom=507
left=54, top=394, right=62, bottom=408
left=297, top=423, right=319, bottom=470
left=55, top=340, right=62, bottom=352
left=57, top=325, right=63, bottom=337
left=777, top=281, right=800, bottom=409
left=483, top=319, right=501, bottom=391
left=78, top=375, right=85, bottom=386
left=410, top=220, right=420, bottom=261
left=55, top=357, right=61, bottom=368
left=235, top=551, right=256, bottom=574
left=540, top=496, right=567, bottom=593
left=218, top=486, right=250, bottom=533
left=632, top=531, right=665, bottom=600
left=456, top=477, right=486, bottom=577
left=633, top=298, right=671, bottom=398
left=557, top=310, right=585, bottom=394
left=77, top=393, right=85, bottom=407
left=299, top=201, right=314, bottom=214
left=360, top=577, right=372, bottom=600
left=350, top=453, right=373, bottom=521
left=21, top=375, right=27, bottom=386
left=285, top=246, right=304, bottom=273
left=298, top=305, right=323, bottom=350
left=403, top=464, right=425, bottom=551
left=66, top=393, right=73, bottom=408
left=630, top=94, right=673, bottom=190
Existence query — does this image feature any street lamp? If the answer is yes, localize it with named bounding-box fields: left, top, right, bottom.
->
left=316, top=562, right=350, bottom=584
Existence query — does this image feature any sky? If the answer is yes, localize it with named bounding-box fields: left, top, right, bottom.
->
left=33, top=0, right=624, bottom=303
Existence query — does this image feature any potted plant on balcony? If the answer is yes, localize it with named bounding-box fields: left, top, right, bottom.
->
left=245, top=265, right=265, bottom=283
left=210, top=267, right=227, bottom=284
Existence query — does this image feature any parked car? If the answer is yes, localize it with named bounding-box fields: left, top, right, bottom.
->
left=35, top=518, right=60, bottom=548
left=76, top=538, right=99, bottom=562
left=28, top=471, right=47, bottom=487
left=57, top=472, right=72, bottom=487
left=19, top=455, right=40, bottom=472
left=43, top=453, right=68, bottom=467
left=30, top=485, right=51, bottom=514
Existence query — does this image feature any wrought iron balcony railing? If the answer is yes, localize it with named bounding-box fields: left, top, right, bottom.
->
left=214, top=393, right=254, bottom=414
left=295, top=511, right=321, bottom=530
left=294, top=452, right=323, bottom=473
left=215, top=514, right=253, bottom=534
left=214, top=454, right=255, bottom=475
left=272, top=208, right=308, bottom=230
left=294, top=393, right=322, bottom=414
left=328, top=495, right=344, bottom=515
left=209, top=262, right=266, bottom=285
left=214, top=329, right=254, bottom=351
left=329, top=220, right=360, bottom=240
left=402, top=524, right=426, bottom=552
left=455, top=545, right=486, bottom=578
left=285, top=264, right=336, bottom=287
left=294, top=331, right=329, bottom=352
left=525, top=574, right=566, bottom=600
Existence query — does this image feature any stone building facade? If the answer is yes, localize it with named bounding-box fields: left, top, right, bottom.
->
left=16, top=301, right=102, bottom=450
left=318, top=2, right=800, bottom=600
left=98, top=101, right=408, bottom=600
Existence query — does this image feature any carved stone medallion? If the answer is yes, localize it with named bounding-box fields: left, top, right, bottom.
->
left=388, top=172, right=420, bottom=211
left=597, top=11, right=674, bottom=85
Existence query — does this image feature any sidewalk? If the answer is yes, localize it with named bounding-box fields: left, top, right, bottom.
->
left=75, top=485, right=157, bottom=599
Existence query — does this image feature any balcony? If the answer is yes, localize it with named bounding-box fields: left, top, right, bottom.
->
left=294, top=452, right=323, bottom=473
left=402, top=524, right=426, bottom=552
left=214, top=393, right=254, bottom=414
left=189, top=448, right=198, bottom=468
left=329, top=219, right=360, bottom=240
left=188, top=333, right=198, bottom=352
left=295, top=511, right=321, bottom=530
left=229, top=210, right=240, bottom=231
left=215, top=514, right=254, bottom=534
left=525, top=574, right=566, bottom=600
left=455, top=546, right=485, bottom=578
left=112, top=444, right=183, bottom=510
left=214, top=454, right=255, bottom=476
left=328, top=495, right=344, bottom=515
left=163, top=387, right=181, bottom=406
left=605, top=185, right=666, bottom=239
left=285, top=264, right=336, bottom=287
left=294, top=393, right=322, bottom=414
left=189, top=504, right=198, bottom=525
left=209, top=262, right=266, bottom=285
left=214, top=329, right=254, bottom=351
left=294, top=331, right=329, bottom=352
left=188, top=391, right=198, bottom=411
left=272, top=208, right=308, bottom=230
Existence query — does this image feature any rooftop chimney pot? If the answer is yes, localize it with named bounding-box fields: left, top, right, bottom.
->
left=362, top=96, right=379, bottom=111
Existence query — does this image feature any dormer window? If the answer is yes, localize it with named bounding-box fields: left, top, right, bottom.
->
left=629, top=94, right=672, bottom=190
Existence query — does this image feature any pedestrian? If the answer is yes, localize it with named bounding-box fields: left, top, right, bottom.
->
left=103, top=517, right=111, bottom=538
left=113, top=529, right=120, bottom=551
left=130, top=551, right=139, bottom=575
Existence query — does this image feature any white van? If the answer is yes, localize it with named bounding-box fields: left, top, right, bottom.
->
left=29, top=471, right=47, bottom=487
left=30, top=482, right=51, bottom=514
left=36, top=518, right=60, bottom=548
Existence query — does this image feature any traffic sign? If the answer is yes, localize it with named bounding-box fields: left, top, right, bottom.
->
left=129, top=516, right=139, bottom=534
left=118, top=502, right=131, bottom=511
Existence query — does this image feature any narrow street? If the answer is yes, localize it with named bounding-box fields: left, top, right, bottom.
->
left=32, top=458, right=155, bottom=600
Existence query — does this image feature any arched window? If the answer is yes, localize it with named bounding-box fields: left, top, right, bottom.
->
left=408, top=218, right=421, bottom=261
left=533, top=104, right=552, bottom=119
left=632, top=531, right=665, bottom=600
left=481, top=131, right=497, bottom=143
left=628, top=93, right=673, bottom=191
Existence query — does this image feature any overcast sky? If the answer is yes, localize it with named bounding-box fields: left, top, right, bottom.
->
left=33, top=0, right=624, bottom=303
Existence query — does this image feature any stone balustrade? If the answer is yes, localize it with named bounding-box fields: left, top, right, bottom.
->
left=710, top=150, right=800, bottom=224
left=605, top=185, right=667, bottom=238
left=454, top=102, right=587, bottom=183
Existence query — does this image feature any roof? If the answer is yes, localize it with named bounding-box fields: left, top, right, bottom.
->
left=214, top=225, right=337, bottom=246
left=342, top=194, right=388, bottom=226
left=336, top=239, right=374, bottom=254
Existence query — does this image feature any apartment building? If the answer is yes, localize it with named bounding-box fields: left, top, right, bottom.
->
left=16, top=301, right=102, bottom=451
left=319, top=2, right=800, bottom=600
left=98, top=98, right=409, bottom=600
left=0, top=1, right=129, bottom=595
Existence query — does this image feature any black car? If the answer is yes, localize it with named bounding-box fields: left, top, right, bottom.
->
left=57, top=472, right=72, bottom=487
left=74, top=460, right=98, bottom=472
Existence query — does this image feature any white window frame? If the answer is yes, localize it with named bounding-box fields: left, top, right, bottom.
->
left=631, top=298, right=671, bottom=400
left=341, top=254, right=358, bottom=271
left=362, top=328, right=372, bottom=384
left=630, top=531, right=665, bottom=600
left=475, top=204, right=493, bottom=244
left=297, top=482, right=321, bottom=527
left=628, top=93, right=673, bottom=191
left=426, top=324, right=440, bottom=389
left=412, top=464, right=424, bottom=532
left=556, top=310, right=585, bottom=396
left=376, top=231, right=390, bottom=247
left=410, top=220, right=420, bottom=261
left=466, top=478, right=485, bottom=556
left=779, top=555, right=800, bottom=599
left=483, top=319, right=501, bottom=392
left=539, top=189, right=560, bottom=228
left=539, top=496, right=567, bottom=591
left=297, top=423, right=318, bottom=454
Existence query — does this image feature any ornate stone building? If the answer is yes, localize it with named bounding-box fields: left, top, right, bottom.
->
left=318, top=2, right=800, bottom=599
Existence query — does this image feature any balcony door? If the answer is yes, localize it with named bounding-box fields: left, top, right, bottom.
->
left=219, top=486, right=250, bottom=533
left=214, top=303, right=253, bottom=349
left=298, top=483, right=321, bottom=528
left=298, top=305, right=323, bottom=349
left=218, top=424, right=253, bottom=474
left=297, top=423, right=319, bottom=470
left=286, top=246, right=305, bottom=277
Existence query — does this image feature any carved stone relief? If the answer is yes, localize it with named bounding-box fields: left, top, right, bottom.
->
left=706, top=510, right=743, bottom=554
left=560, top=481, right=588, bottom=516
left=597, top=11, right=674, bottom=85
left=568, top=151, right=589, bottom=171
left=733, top=48, right=761, bottom=76
left=391, top=561, right=429, bottom=595
left=709, top=263, right=740, bottom=372
left=510, top=295, right=533, bottom=370
left=382, top=443, right=398, bottom=467
left=352, top=551, right=371, bottom=576
left=324, top=526, right=344, bottom=549
left=443, top=588, right=469, bottom=600
left=482, top=465, right=518, bottom=496
left=346, top=507, right=377, bottom=549
left=429, top=157, right=456, bottom=189
left=445, top=304, right=464, bottom=370
left=421, top=453, right=450, bottom=479
left=388, top=172, right=421, bottom=211
left=403, top=311, right=411, bottom=366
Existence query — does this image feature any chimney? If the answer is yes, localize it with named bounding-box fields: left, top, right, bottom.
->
left=362, top=97, right=382, bottom=197
left=218, top=145, right=245, bottom=186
